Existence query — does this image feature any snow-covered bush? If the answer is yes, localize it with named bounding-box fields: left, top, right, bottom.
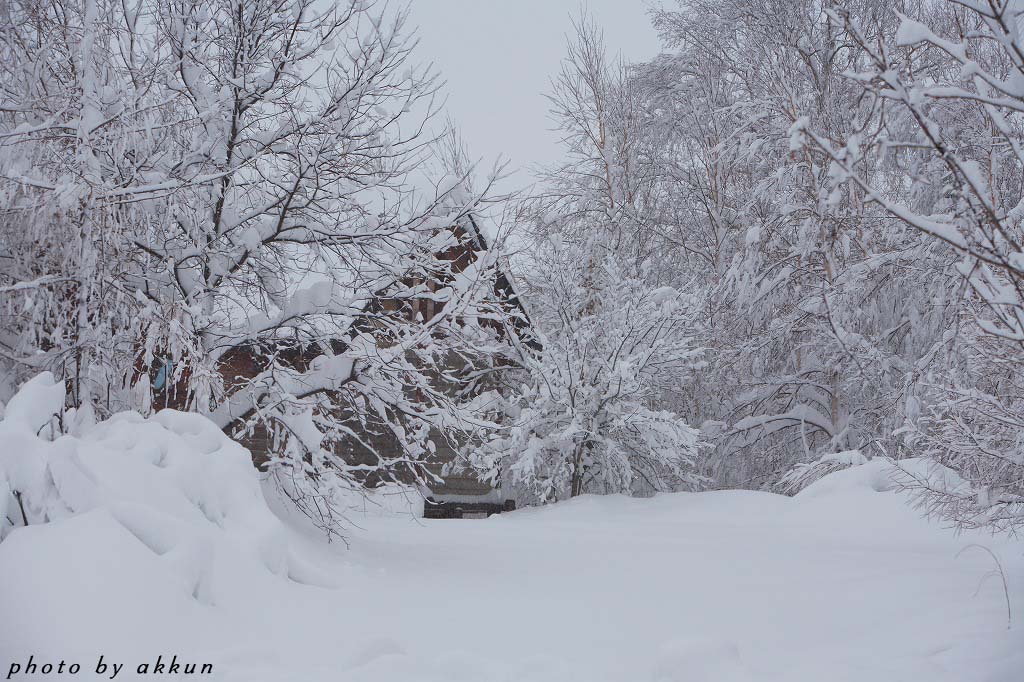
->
left=465, top=242, right=706, bottom=504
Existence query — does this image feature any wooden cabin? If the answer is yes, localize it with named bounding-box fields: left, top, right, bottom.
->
left=149, top=215, right=533, bottom=518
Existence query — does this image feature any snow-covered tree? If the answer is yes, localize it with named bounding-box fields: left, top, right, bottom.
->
left=624, top=0, right=1021, bottom=527
left=793, top=0, right=1024, bottom=529
left=466, top=238, right=705, bottom=504
left=623, top=0, right=961, bottom=491
left=0, top=0, right=515, bottom=535
left=463, top=18, right=706, bottom=505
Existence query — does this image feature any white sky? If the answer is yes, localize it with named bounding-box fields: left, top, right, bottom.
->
left=407, top=1, right=661, bottom=187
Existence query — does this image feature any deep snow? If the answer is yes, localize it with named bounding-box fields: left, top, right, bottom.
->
left=0, top=377, right=1021, bottom=681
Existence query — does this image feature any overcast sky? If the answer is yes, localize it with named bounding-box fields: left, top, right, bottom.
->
left=408, top=1, right=661, bottom=188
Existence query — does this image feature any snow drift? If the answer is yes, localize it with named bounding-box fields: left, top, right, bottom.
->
left=0, top=373, right=347, bottom=667
left=0, top=372, right=319, bottom=580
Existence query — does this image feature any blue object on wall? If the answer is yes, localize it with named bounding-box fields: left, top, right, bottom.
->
left=154, top=359, right=173, bottom=390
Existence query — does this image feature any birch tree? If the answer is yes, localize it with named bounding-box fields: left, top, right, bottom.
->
left=794, top=0, right=1024, bottom=528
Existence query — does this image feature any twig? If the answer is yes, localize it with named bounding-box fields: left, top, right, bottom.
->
left=13, top=490, right=28, bottom=527
left=957, top=544, right=1013, bottom=629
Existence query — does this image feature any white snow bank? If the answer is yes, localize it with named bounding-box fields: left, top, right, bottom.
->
left=776, top=449, right=869, bottom=495
left=0, top=374, right=348, bottom=665
left=821, top=449, right=868, bottom=466
left=0, top=374, right=304, bottom=577
left=776, top=448, right=967, bottom=500
left=2, top=371, right=65, bottom=435
left=795, top=455, right=968, bottom=500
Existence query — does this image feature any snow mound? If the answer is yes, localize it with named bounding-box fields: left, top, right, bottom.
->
left=0, top=373, right=334, bottom=601
left=821, top=449, right=869, bottom=467
left=793, top=456, right=894, bottom=499
left=777, top=449, right=869, bottom=495
left=1, top=371, right=65, bottom=435
left=796, top=456, right=965, bottom=500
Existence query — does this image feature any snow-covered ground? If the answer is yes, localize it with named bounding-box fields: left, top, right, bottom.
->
left=1, top=377, right=1021, bottom=681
